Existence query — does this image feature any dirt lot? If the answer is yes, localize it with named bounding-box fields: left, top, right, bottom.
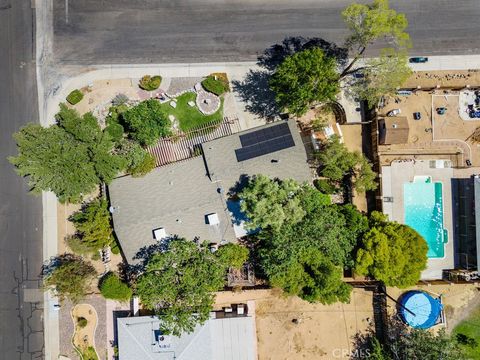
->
left=404, top=70, right=480, bottom=89
left=216, top=288, right=373, bottom=360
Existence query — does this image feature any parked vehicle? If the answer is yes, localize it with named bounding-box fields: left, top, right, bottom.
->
left=409, top=57, right=429, bottom=63
left=466, top=159, right=472, bottom=167
left=413, top=112, right=421, bottom=120
left=387, top=109, right=401, bottom=116
left=436, top=107, right=447, bottom=115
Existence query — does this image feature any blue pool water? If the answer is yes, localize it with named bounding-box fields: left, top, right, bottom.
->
left=404, top=178, right=447, bottom=258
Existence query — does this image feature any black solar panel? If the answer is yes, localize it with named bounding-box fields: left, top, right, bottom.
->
left=239, top=122, right=290, bottom=147
left=235, top=123, right=295, bottom=162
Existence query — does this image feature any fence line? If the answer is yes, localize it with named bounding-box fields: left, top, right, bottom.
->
left=147, top=117, right=241, bottom=166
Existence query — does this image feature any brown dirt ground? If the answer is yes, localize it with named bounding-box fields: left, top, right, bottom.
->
left=215, top=288, right=373, bottom=360
left=71, top=304, right=99, bottom=357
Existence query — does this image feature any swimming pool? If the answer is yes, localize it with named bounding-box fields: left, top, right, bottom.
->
left=404, top=177, right=447, bottom=258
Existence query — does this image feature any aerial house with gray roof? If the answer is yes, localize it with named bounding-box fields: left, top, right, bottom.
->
left=109, top=120, right=311, bottom=262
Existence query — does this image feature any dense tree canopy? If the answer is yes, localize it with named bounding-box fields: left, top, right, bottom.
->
left=340, top=0, right=412, bottom=106
left=43, top=254, right=97, bottom=303
left=240, top=176, right=367, bottom=303
left=9, top=124, right=98, bottom=203
left=9, top=105, right=126, bottom=203
left=69, top=198, right=113, bottom=252
left=341, top=0, right=410, bottom=72
left=238, top=175, right=307, bottom=231
left=355, top=212, right=428, bottom=287
left=215, top=243, right=249, bottom=269
left=136, top=239, right=229, bottom=336
left=121, top=99, right=171, bottom=146
left=269, top=47, right=340, bottom=116
left=268, top=248, right=352, bottom=304
left=316, top=136, right=377, bottom=193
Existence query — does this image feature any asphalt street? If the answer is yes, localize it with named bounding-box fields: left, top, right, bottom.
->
left=53, top=0, right=480, bottom=64
left=0, top=0, right=44, bottom=359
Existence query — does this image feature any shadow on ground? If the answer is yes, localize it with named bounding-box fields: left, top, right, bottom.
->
left=233, top=36, right=348, bottom=120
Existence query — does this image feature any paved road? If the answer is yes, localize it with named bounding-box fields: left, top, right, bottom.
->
left=0, top=0, right=44, bottom=359
left=52, top=0, right=480, bottom=64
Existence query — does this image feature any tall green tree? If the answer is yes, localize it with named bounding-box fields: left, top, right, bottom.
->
left=136, top=239, right=227, bottom=336
left=341, top=0, right=412, bottom=106
left=268, top=248, right=351, bottom=304
left=121, top=99, right=171, bottom=146
left=269, top=47, right=340, bottom=116
left=316, top=136, right=377, bottom=192
left=9, top=124, right=98, bottom=203
left=10, top=106, right=126, bottom=203
left=238, top=175, right=306, bottom=231
left=355, top=212, right=428, bottom=287
left=348, top=49, right=412, bottom=106
left=341, top=0, right=410, bottom=76
left=243, top=178, right=365, bottom=303
left=43, top=254, right=97, bottom=303
left=69, top=198, right=113, bottom=252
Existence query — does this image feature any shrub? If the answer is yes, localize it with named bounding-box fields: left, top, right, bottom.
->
left=201, top=75, right=229, bottom=96
left=112, top=93, right=129, bottom=106
left=66, top=235, right=94, bottom=255
left=215, top=243, right=249, bottom=269
left=314, top=179, right=338, bottom=194
left=116, top=139, right=156, bottom=177
left=105, top=122, right=124, bottom=142
left=91, top=251, right=100, bottom=261
left=139, top=75, right=162, bottom=91
left=99, top=272, right=132, bottom=301
left=66, top=89, right=84, bottom=105
left=77, top=317, right=88, bottom=328
left=110, top=241, right=120, bottom=255
left=120, top=99, right=171, bottom=146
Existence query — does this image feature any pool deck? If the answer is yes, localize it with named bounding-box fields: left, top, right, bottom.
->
left=381, top=160, right=455, bottom=279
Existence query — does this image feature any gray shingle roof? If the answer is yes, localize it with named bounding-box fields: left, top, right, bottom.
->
left=109, top=157, right=236, bottom=262
left=202, top=120, right=311, bottom=188
left=109, top=120, right=311, bottom=262
left=117, top=315, right=256, bottom=360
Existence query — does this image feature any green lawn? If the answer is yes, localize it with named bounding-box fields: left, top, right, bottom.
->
left=160, top=92, right=223, bottom=132
left=453, top=305, right=480, bottom=359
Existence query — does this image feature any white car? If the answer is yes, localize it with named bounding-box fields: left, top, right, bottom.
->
left=387, top=109, right=401, bottom=116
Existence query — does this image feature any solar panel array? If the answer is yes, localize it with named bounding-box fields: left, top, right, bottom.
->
left=235, top=122, right=295, bottom=162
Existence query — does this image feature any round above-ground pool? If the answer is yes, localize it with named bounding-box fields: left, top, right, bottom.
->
left=399, top=291, right=443, bottom=329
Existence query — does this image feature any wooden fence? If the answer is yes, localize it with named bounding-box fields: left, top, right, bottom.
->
left=147, top=117, right=241, bottom=167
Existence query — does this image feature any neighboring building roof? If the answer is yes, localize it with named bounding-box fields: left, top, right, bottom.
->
left=117, top=315, right=256, bottom=360
left=109, top=120, right=311, bottom=262
left=378, top=116, right=409, bottom=144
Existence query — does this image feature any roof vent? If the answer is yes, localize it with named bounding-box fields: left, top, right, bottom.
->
left=153, top=228, right=167, bottom=240
left=207, top=213, right=220, bottom=225
left=153, top=330, right=171, bottom=351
